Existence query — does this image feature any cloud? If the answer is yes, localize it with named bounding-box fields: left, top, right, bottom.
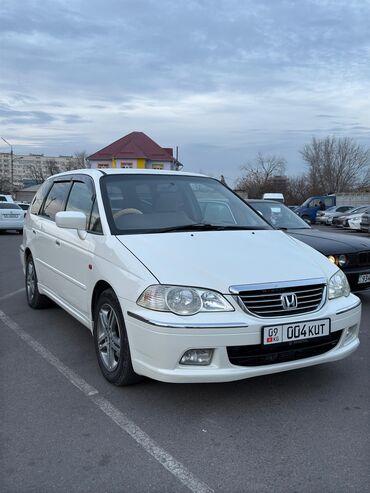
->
left=0, top=0, right=369, bottom=183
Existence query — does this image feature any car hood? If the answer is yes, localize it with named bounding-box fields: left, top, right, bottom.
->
left=117, top=230, right=335, bottom=293
left=287, top=228, right=370, bottom=255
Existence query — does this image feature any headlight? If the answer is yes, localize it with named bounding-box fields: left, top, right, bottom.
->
left=137, top=285, right=234, bottom=315
left=328, top=270, right=350, bottom=299
left=327, top=254, right=347, bottom=267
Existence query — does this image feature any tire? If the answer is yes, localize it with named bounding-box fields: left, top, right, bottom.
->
left=302, top=215, right=311, bottom=224
left=25, top=255, right=51, bottom=309
left=93, top=289, right=142, bottom=386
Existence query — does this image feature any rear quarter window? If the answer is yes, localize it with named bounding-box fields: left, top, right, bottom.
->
left=30, top=181, right=52, bottom=215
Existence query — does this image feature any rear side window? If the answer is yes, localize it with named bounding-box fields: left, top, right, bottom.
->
left=42, top=182, right=71, bottom=221
left=30, top=181, right=52, bottom=215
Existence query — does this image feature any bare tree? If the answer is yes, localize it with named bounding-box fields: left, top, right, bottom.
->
left=28, top=164, right=46, bottom=184
left=236, top=152, right=287, bottom=198
left=301, top=136, right=370, bottom=193
left=285, top=174, right=312, bottom=205
left=0, top=174, right=12, bottom=193
left=64, top=151, right=88, bottom=171
left=44, top=159, right=61, bottom=176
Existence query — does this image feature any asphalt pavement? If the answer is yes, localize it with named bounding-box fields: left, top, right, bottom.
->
left=0, top=232, right=369, bottom=493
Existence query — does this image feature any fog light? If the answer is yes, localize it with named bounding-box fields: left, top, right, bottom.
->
left=342, top=325, right=357, bottom=345
left=180, top=349, right=214, bottom=366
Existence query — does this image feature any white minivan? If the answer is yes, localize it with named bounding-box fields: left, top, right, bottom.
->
left=21, top=169, right=361, bottom=385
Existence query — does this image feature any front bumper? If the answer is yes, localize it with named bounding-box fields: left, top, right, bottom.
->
left=123, top=295, right=361, bottom=383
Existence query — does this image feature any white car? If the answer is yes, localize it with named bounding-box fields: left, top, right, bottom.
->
left=0, top=193, right=14, bottom=203
left=20, top=169, right=361, bottom=385
left=348, top=208, right=370, bottom=231
left=0, top=202, right=24, bottom=233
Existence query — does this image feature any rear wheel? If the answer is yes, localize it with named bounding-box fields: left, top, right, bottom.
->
left=93, top=289, right=142, bottom=386
left=25, top=255, right=50, bottom=308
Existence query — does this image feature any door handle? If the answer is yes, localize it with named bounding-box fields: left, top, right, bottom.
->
left=56, top=240, right=61, bottom=246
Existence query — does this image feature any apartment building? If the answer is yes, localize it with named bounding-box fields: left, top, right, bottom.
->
left=0, top=153, right=75, bottom=188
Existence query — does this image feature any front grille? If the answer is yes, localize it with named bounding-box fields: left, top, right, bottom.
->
left=237, top=283, right=325, bottom=317
left=348, top=251, right=370, bottom=267
left=227, top=331, right=342, bottom=367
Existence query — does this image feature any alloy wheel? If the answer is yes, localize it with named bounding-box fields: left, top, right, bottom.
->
left=26, top=260, right=36, bottom=302
left=97, top=303, right=121, bottom=371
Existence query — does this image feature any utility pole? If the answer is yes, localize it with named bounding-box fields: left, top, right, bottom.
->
left=1, top=137, right=14, bottom=194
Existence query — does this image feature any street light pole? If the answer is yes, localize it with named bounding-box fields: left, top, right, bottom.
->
left=1, top=137, right=14, bottom=194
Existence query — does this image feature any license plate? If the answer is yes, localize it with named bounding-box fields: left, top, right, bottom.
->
left=263, top=318, right=330, bottom=345
left=3, top=214, right=19, bottom=218
left=358, top=273, right=370, bottom=284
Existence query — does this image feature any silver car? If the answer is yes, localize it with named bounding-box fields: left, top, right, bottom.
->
left=317, top=206, right=354, bottom=224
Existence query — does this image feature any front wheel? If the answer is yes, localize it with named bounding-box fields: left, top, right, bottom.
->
left=93, top=289, right=142, bottom=386
left=25, top=255, right=51, bottom=308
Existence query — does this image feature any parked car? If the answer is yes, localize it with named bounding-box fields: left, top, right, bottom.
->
left=0, top=194, right=14, bottom=203
left=317, top=205, right=354, bottom=225
left=15, top=201, right=30, bottom=210
left=360, top=212, right=370, bottom=233
left=15, top=202, right=30, bottom=217
left=21, top=169, right=361, bottom=385
left=347, top=207, right=370, bottom=231
left=333, top=206, right=370, bottom=228
left=0, top=202, right=24, bottom=233
left=295, top=195, right=336, bottom=223
left=262, top=193, right=284, bottom=203
left=248, top=199, right=370, bottom=292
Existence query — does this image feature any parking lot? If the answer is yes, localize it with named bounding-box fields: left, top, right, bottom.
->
left=1, top=231, right=369, bottom=493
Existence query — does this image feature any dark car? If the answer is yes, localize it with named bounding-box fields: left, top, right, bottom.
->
left=248, top=199, right=370, bottom=292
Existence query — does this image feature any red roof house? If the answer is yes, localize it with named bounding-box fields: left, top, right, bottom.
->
left=88, top=132, right=178, bottom=170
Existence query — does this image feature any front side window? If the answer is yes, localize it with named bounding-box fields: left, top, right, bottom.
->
left=65, top=180, right=102, bottom=234
left=100, top=174, right=270, bottom=235
left=66, top=181, right=93, bottom=217
left=42, top=181, right=71, bottom=221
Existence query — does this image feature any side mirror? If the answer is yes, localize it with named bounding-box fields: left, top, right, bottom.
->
left=56, top=211, right=87, bottom=230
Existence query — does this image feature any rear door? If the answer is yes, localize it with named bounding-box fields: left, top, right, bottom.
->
left=37, top=178, right=72, bottom=296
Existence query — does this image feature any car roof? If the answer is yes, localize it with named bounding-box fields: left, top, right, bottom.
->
left=49, top=168, right=208, bottom=179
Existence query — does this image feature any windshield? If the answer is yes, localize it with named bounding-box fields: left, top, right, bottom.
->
left=348, top=206, right=369, bottom=215
left=100, top=174, right=271, bottom=234
left=248, top=201, right=311, bottom=230
left=0, top=203, right=22, bottom=210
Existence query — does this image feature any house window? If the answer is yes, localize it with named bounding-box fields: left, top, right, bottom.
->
left=97, top=163, right=109, bottom=169
left=152, top=163, right=164, bottom=170
left=120, top=162, right=133, bottom=168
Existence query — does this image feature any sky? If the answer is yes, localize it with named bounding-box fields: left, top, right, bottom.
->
left=1, top=0, right=370, bottom=185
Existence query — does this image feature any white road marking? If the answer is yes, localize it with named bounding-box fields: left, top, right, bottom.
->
left=0, top=310, right=214, bottom=493
left=0, top=287, right=25, bottom=302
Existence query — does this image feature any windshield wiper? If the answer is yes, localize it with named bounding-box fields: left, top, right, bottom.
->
left=156, top=223, right=267, bottom=233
